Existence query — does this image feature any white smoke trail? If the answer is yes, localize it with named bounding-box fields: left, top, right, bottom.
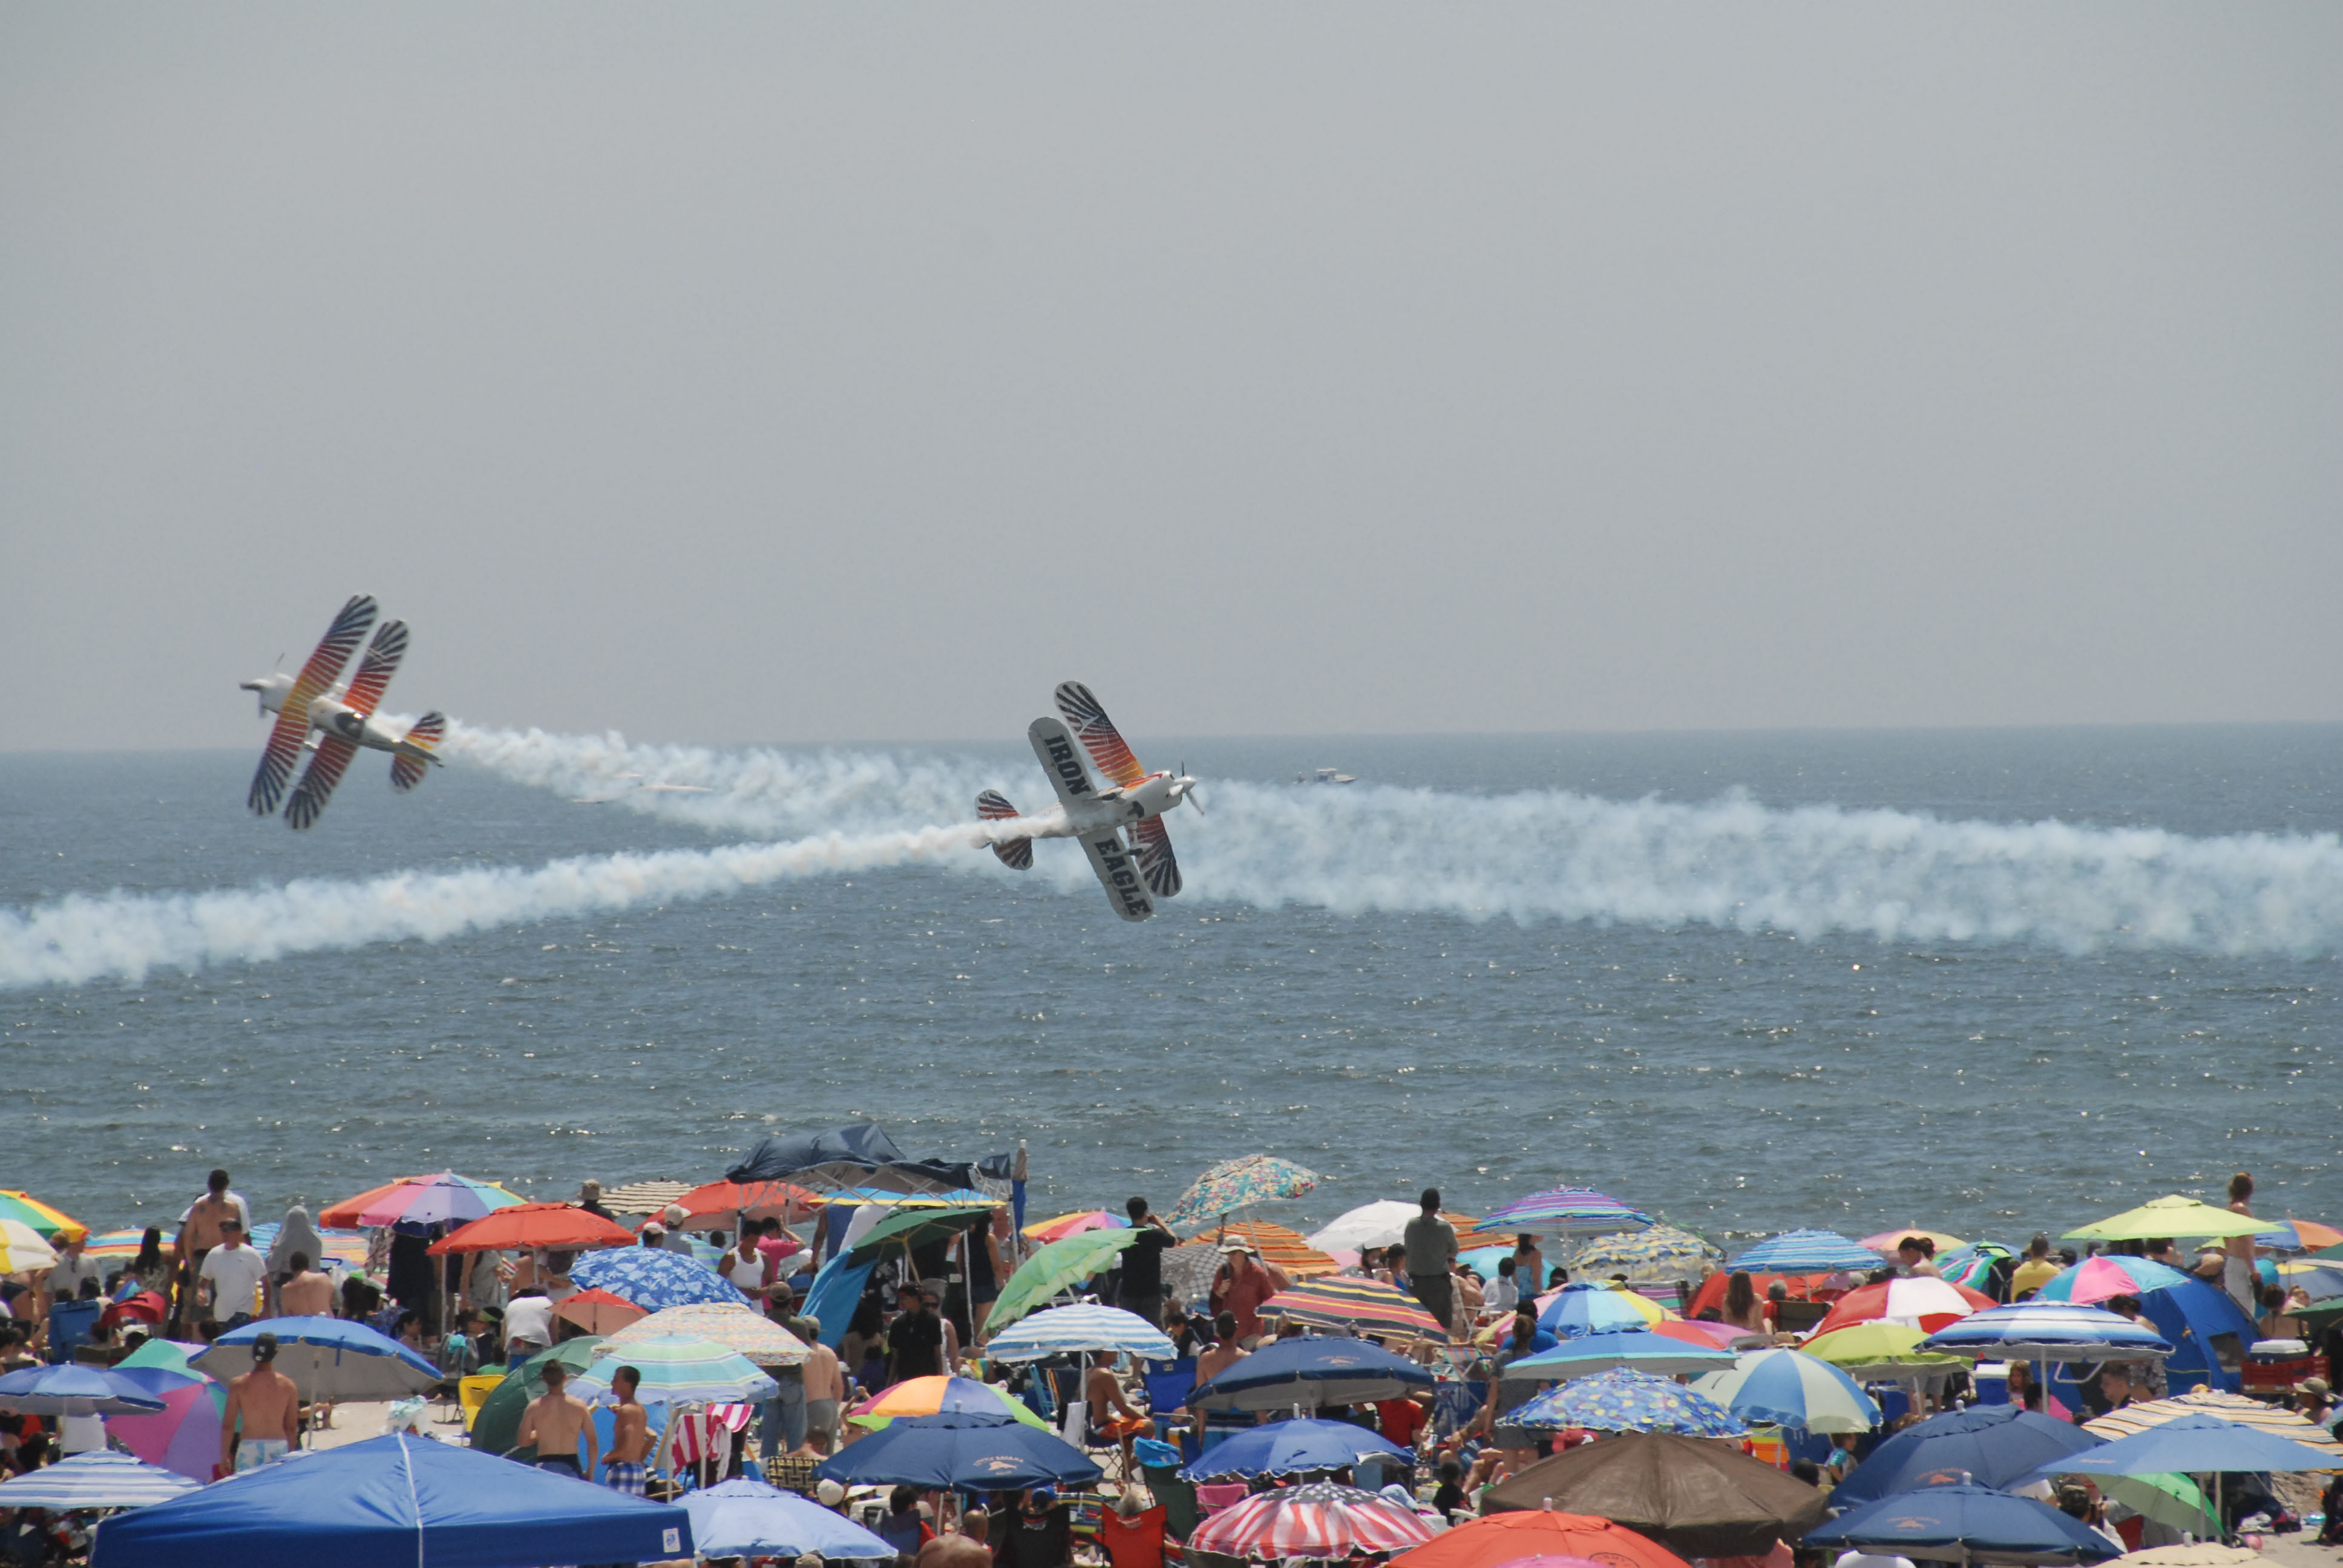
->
left=0, top=826, right=981, bottom=990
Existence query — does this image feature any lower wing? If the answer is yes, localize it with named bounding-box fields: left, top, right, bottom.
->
left=1132, top=817, right=1181, bottom=898
left=1079, top=828, right=1155, bottom=923
left=284, top=736, right=359, bottom=830
left=247, top=707, right=315, bottom=816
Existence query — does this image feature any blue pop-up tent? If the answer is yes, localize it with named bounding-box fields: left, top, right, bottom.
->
left=90, top=1432, right=692, bottom=1568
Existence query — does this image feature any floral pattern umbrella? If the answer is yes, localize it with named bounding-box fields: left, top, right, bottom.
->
left=1506, top=1367, right=1747, bottom=1438
left=1188, top=1481, right=1437, bottom=1559
left=1565, top=1226, right=1723, bottom=1288
left=1165, top=1155, right=1321, bottom=1228
left=1483, top=1188, right=1654, bottom=1236
left=569, top=1246, right=752, bottom=1311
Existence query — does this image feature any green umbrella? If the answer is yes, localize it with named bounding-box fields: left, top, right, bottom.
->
left=848, top=1204, right=997, bottom=1261
left=2063, top=1195, right=2266, bottom=1243
left=984, top=1230, right=1140, bottom=1337
left=471, top=1336, right=605, bottom=1457
left=2098, top=1473, right=2215, bottom=1536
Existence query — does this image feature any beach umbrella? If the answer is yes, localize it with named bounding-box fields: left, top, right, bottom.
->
left=1390, top=1509, right=1694, bottom=1568
left=1831, top=1405, right=2103, bottom=1509
left=0, top=1364, right=164, bottom=1416
left=1201, top=1219, right=1342, bottom=1276
left=2112, top=1546, right=2261, bottom=1567
left=80, top=1229, right=154, bottom=1263
left=1565, top=1226, right=1723, bottom=1289
left=105, top=1341, right=225, bottom=1483
left=2081, top=1387, right=2343, bottom=1455
left=1023, top=1209, right=1129, bottom=1244
left=470, top=1337, right=606, bottom=1457
left=984, top=1228, right=1140, bottom=1333
left=0, top=1449, right=197, bottom=1510
left=1536, top=1281, right=1670, bottom=1338
left=2253, top=1218, right=2343, bottom=1252
left=1658, top=1318, right=1762, bottom=1350
left=2063, top=1195, right=2267, bottom=1244
left=2036, top=1256, right=2194, bottom=1304
left=568, top=1333, right=776, bottom=1406
left=1728, top=1229, right=1883, bottom=1272
left=1260, top=1276, right=1450, bottom=1343
left=1485, top=1431, right=1829, bottom=1558
left=1501, top=1328, right=1739, bottom=1384
left=317, top=1171, right=525, bottom=1229
left=983, top=1302, right=1178, bottom=1362
left=1506, top=1367, right=1746, bottom=1438
left=816, top=1410, right=1101, bottom=1491
left=1800, top=1322, right=1965, bottom=1380
left=848, top=1373, right=1048, bottom=1430
left=597, top=1178, right=694, bottom=1216
left=1805, top=1481, right=2122, bottom=1564
left=0, top=1217, right=59, bottom=1273
left=1164, top=1154, right=1321, bottom=1229
left=87, top=1430, right=693, bottom=1568
left=2020, top=1411, right=2339, bottom=1531
left=1921, top=1302, right=2172, bottom=1362
left=2275, top=1259, right=2343, bottom=1302
left=553, top=1287, right=649, bottom=1336
left=569, top=1244, right=752, bottom=1310
left=1178, top=1417, right=1412, bottom=1481
left=1691, top=1347, right=1883, bottom=1433
left=679, top=1478, right=893, bottom=1560
left=195, top=1316, right=441, bottom=1401
left=1940, top=1241, right=2014, bottom=1293
left=1483, top=1187, right=1654, bottom=1236
left=1812, top=1276, right=1997, bottom=1336
left=243, top=1222, right=369, bottom=1271
left=425, top=1201, right=635, bottom=1254
left=1304, top=1203, right=1487, bottom=1253
left=1190, top=1334, right=1435, bottom=1413
left=0, top=1191, right=88, bottom=1244
left=1863, top=1227, right=1970, bottom=1253
left=1188, top=1481, right=1437, bottom=1560
left=595, top=1302, right=809, bottom=1365
left=841, top=1202, right=999, bottom=1265
left=669, top=1178, right=825, bottom=1231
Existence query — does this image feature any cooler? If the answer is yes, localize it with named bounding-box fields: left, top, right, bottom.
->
left=2241, top=1339, right=2322, bottom=1398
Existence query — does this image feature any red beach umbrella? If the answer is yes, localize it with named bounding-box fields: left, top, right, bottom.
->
left=427, top=1203, right=637, bottom=1255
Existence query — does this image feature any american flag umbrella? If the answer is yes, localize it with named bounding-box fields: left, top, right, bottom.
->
left=1483, top=1187, right=1654, bottom=1237
left=1260, top=1276, right=1450, bottom=1343
left=1165, top=1155, right=1320, bottom=1229
left=1188, top=1481, right=1437, bottom=1560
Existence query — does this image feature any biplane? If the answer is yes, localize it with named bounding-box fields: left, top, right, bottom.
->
left=241, top=595, right=444, bottom=829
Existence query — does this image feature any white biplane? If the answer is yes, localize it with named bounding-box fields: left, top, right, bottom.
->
left=241, top=595, right=444, bottom=829
left=976, top=682, right=1201, bottom=922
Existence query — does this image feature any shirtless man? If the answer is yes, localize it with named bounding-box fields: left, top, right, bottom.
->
left=174, top=1169, right=246, bottom=1333
left=278, top=1252, right=334, bottom=1318
left=601, top=1365, right=650, bottom=1495
left=1084, top=1352, right=1151, bottom=1474
left=517, top=1360, right=597, bottom=1479
left=219, top=1331, right=301, bottom=1477
left=795, top=1316, right=847, bottom=1446
left=919, top=1532, right=994, bottom=1568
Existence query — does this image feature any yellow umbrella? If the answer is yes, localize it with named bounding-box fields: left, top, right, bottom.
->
left=0, top=1218, right=60, bottom=1275
left=2064, top=1195, right=2264, bottom=1243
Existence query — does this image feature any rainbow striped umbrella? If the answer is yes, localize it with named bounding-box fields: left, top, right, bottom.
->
left=1535, top=1282, right=1670, bottom=1338
left=0, top=1192, right=86, bottom=1245
left=319, top=1171, right=526, bottom=1229
left=2037, top=1255, right=2192, bottom=1305
left=847, top=1374, right=1047, bottom=1431
left=1189, top=1481, right=1437, bottom=1559
left=1483, top=1188, right=1654, bottom=1237
left=1021, top=1209, right=1129, bottom=1244
left=1260, top=1276, right=1450, bottom=1343
left=1936, top=1240, right=2011, bottom=1292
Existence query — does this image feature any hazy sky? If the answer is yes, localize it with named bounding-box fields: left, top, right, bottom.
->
left=4, top=5, right=2338, bottom=750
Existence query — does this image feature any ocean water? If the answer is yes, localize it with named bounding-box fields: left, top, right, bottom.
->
left=2, top=723, right=2338, bottom=1249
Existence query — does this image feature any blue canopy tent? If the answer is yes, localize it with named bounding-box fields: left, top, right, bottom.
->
left=91, top=1432, right=693, bottom=1568
left=1187, top=1335, right=1434, bottom=1413
left=727, top=1123, right=907, bottom=1183
left=2092, top=1279, right=2252, bottom=1399
left=803, top=1251, right=880, bottom=1349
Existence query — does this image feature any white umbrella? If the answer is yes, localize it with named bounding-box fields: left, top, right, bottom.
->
left=985, top=1304, right=1178, bottom=1362
left=0, top=1449, right=198, bottom=1509
left=1306, top=1202, right=1424, bottom=1253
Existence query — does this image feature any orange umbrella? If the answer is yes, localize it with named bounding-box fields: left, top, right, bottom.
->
left=554, top=1287, right=650, bottom=1335
left=426, top=1203, right=637, bottom=1255
left=1390, top=1508, right=1694, bottom=1568
left=668, top=1180, right=824, bottom=1232
left=1205, top=1220, right=1340, bottom=1278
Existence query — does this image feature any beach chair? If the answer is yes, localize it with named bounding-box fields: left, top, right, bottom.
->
left=1142, top=1357, right=1196, bottom=1416
left=44, top=1301, right=101, bottom=1365
left=1194, top=1483, right=1249, bottom=1518
left=1101, top=1504, right=1169, bottom=1568
left=456, top=1373, right=502, bottom=1432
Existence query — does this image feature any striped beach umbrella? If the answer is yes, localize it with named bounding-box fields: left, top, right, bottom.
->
left=1921, top=1301, right=2174, bottom=1362
left=1261, top=1276, right=1449, bottom=1343
left=2255, top=1218, right=2343, bottom=1252
left=847, top=1374, right=1047, bottom=1430
left=1536, top=1281, right=1670, bottom=1338
left=569, top=1333, right=778, bottom=1406
left=1507, top=1367, right=1746, bottom=1439
left=1690, top=1348, right=1883, bottom=1434
left=1501, top=1328, right=1738, bottom=1383
left=1483, top=1187, right=1654, bottom=1236
left=318, top=1171, right=526, bottom=1229
left=983, top=1304, right=1177, bottom=1363
left=0, top=1449, right=198, bottom=1509
left=2037, top=1255, right=2193, bottom=1305
left=1936, top=1241, right=2011, bottom=1293
left=569, top=1246, right=751, bottom=1311
left=1810, top=1276, right=1996, bottom=1336
left=0, top=1192, right=86, bottom=1245
left=1165, top=1155, right=1321, bottom=1229
left=1565, top=1226, right=1723, bottom=1289
left=0, top=1219, right=57, bottom=1274
left=1188, top=1481, right=1437, bottom=1560
left=1727, top=1229, right=1881, bottom=1272
left=2082, top=1387, right=2343, bottom=1456
left=1022, top=1209, right=1129, bottom=1244
left=597, top=1303, right=809, bottom=1366
left=244, top=1222, right=370, bottom=1271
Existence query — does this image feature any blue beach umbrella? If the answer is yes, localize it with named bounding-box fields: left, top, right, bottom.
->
left=1506, top=1367, right=1746, bottom=1438
left=2023, top=1411, right=2341, bottom=1480
left=815, top=1411, right=1102, bottom=1491
left=570, top=1246, right=752, bottom=1311
left=984, top=1303, right=1178, bottom=1362
left=0, top=1450, right=196, bottom=1510
left=1501, top=1329, right=1739, bottom=1384
left=1188, top=1335, right=1434, bottom=1413
left=1805, top=1481, right=2123, bottom=1563
left=1179, top=1417, right=1411, bottom=1481
left=1921, top=1302, right=2172, bottom=1361
left=1483, top=1188, right=1655, bottom=1236
left=1536, top=1282, right=1668, bottom=1338
left=0, top=1364, right=165, bottom=1416
left=680, top=1478, right=894, bottom=1560
left=195, top=1316, right=441, bottom=1401
left=1831, top=1405, right=2102, bottom=1509
left=1690, top=1348, right=1883, bottom=1434
left=1727, top=1229, right=1883, bottom=1273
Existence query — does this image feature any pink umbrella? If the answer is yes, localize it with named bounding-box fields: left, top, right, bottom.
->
left=105, top=1341, right=225, bottom=1483
left=2054, top=1254, right=2160, bottom=1305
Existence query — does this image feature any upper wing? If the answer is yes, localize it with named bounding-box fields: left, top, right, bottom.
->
left=1078, top=826, right=1155, bottom=922
left=248, top=595, right=377, bottom=815
left=1053, top=681, right=1148, bottom=789
left=284, top=736, right=359, bottom=830
left=1132, top=817, right=1181, bottom=898
left=339, top=620, right=408, bottom=718
left=1027, top=716, right=1098, bottom=808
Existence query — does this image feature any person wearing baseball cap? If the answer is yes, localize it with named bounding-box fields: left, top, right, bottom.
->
left=218, top=1331, right=300, bottom=1477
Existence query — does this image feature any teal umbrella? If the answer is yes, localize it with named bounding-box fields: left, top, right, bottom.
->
left=984, top=1229, right=1140, bottom=1335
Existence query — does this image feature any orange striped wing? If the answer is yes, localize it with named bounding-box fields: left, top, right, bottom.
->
left=1054, top=681, right=1147, bottom=788
left=284, top=736, right=359, bottom=830
left=248, top=595, right=376, bottom=815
